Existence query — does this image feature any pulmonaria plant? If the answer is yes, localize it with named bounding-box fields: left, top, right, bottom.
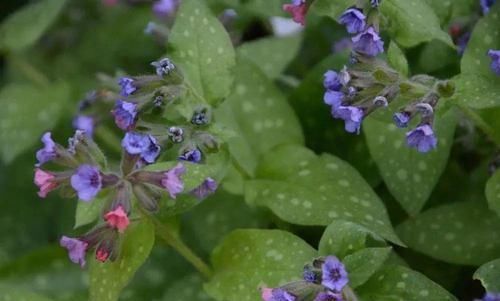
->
left=261, top=256, right=350, bottom=301
left=322, top=3, right=454, bottom=153
left=34, top=58, right=220, bottom=267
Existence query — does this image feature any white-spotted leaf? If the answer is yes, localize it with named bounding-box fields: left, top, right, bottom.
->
left=474, top=258, right=500, bottom=292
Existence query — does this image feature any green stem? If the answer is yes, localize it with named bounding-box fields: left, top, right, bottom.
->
left=457, top=104, right=500, bottom=147
left=147, top=214, right=213, bottom=279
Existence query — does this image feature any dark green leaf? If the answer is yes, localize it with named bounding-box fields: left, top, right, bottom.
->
left=387, top=42, right=409, bottom=77
left=310, top=0, right=356, bottom=19
left=474, top=258, right=500, bottom=292
left=486, top=170, right=500, bottom=217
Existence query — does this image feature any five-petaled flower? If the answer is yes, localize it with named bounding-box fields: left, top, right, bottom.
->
left=321, top=256, right=349, bottom=292
left=118, top=77, right=137, bottom=96
left=339, top=8, right=366, bottom=34
left=71, top=164, right=103, bottom=201
left=406, top=124, right=437, bottom=153
left=160, top=163, right=186, bottom=198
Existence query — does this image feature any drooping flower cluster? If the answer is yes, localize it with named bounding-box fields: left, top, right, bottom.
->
left=35, top=58, right=220, bottom=267
left=261, top=256, right=349, bottom=301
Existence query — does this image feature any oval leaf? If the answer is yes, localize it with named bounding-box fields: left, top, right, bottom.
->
left=474, top=258, right=500, bottom=292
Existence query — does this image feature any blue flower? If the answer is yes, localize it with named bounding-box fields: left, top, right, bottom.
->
left=336, top=106, right=364, bottom=134
left=476, top=292, right=500, bottom=301
left=352, top=27, right=384, bottom=57
left=122, top=132, right=151, bottom=155
left=72, top=115, right=94, bottom=136
left=151, top=58, right=175, bottom=77
left=339, top=8, right=366, bottom=34
left=321, top=256, right=349, bottom=292
left=153, top=0, right=178, bottom=17
left=262, top=288, right=296, bottom=301
left=323, top=70, right=343, bottom=91
left=71, top=164, right=102, bottom=201
left=324, top=91, right=344, bottom=109
left=142, top=135, right=161, bottom=164
left=118, top=77, right=137, bottom=96
left=191, top=177, right=218, bottom=200
left=488, top=49, right=500, bottom=76
left=112, top=100, right=138, bottom=131
left=406, top=124, right=437, bottom=153
left=179, top=148, right=202, bottom=163
left=393, top=112, right=411, bottom=128
left=480, top=0, right=497, bottom=15
left=314, top=291, right=344, bottom=301
left=36, top=132, right=57, bottom=166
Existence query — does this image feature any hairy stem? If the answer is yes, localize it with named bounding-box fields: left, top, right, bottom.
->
left=457, top=104, right=500, bottom=147
left=148, top=214, right=213, bottom=278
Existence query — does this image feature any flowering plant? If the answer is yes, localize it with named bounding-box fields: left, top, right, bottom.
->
left=0, top=0, right=500, bottom=300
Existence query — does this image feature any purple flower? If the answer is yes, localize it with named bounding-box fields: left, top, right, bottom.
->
left=339, top=8, right=366, bottom=34
left=476, top=292, right=500, bottom=301
left=352, top=27, right=384, bottom=57
left=393, top=112, right=411, bottom=128
left=303, top=266, right=317, bottom=283
left=112, top=100, right=138, bottom=131
left=161, top=163, right=186, bottom=198
left=336, top=106, right=364, bottom=134
left=406, top=124, right=437, bottom=153
left=153, top=0, right=178, bottom=17
left=72, top=115, right=94, bottom=136
left=324, top=70, right=342, bottom=91
left=118, top=77, right=136, bottom=96
left=262, top=288, right=296, bottom=301
left=151, top=58, right=175, bottom=77
left=488, top=49, right=500, bottom=76
left=314, top=292, right=344, bottom=301
left=36, top=132, right=57, bottom=166
left=191, top=177, right=218, bottom=200
left=480, top=0, right=497, bottom=14
left=60, top=236, right=88, bottom=268
left=324, top=91, right=344, bottom=109
left=321, top=256, right=349, bottom=292
left=370, top=0, right=380, bottom=7
left=122, top=132, right=151, bottom=155
left=179, top=148, right=202, bottom=163
left=142, top=135, right=161, bottom=164
left=457, top=32, right=471, bottom=55
left=71, top=164, right=102, bottom=201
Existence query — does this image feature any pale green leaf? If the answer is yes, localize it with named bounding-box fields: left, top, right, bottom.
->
left=169, top=0, right=236, bottom=106
left=205, top=229, right=317, bottom=301
left=0, top=0, right=68, bottom=51
left=380, top=0, right=454, bottom=48
left=357, top=265, right=457, bottom=301
left=486, top=170, right=500, bottom=217
left=74, top=195, right=107, bottom=229
left=245, top=145, right=403, bottom=245
left=363, top=108, right=457, bottom=215
left=397, top=201, right=500, bottom=265
left=474, top=258, right=500, bottom=292
left=318, top=220, right=374, bottom=258
left=89, top=220, right=155, bottom=301
left=0, top=82, right=70, bottom=163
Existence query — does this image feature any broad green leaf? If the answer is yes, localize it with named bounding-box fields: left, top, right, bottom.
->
left=424, top=0, right=477, bottom=23
left=205, top=229, right=317, bottom=301
left=89, top=220, right=155, bottom=301
left=182, top=190, right=266, bottom=256
left=169, top=0, right=236, bottom=106
left=245, top=145, right=403, bottom=245
left=397, top=201, right=500, bottom=265
left=486, top=170, right=500, bottom=217
left=241, top=0, right=288, bottom=18
left=214, top=57, right=304, bottom=176
left=380, top=0, right=454, bottom=48
left=343, top=247, right=392, bottom=288
left=416, top=40, right=458, bottom=74
left=0, top=286, right=53, bottom=301
left=474, top=258, right=500, bottom=292
left=387, top=42, right=408, bottom=77
left=237, top=35, right=302, bottom=79
left=456, top=4, right=500, bottom=108
left=74, top=195, right=107, bottom=229
left=363, top=108, right=457, bottom=215
left=318, top=220, right=374, bottom=258
left=0, top=0, right=68, bottom=51
left=357, top=265, right=457, bottom=301
left=161, top=274, right=212, bottom=301
left=0, top=82, right=70, bottom=163
left=310, top=0, right=356, bottom=19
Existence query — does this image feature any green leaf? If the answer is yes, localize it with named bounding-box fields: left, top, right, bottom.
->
left=486, top=170, right=500, bottom=217
left=456, top=4, right=500, bottom=108
left=310, top=0, right=356, bottom=19
left=0, top=286, right=53, bottom=301
left=169, top=0, right=236, bottom=106
left=0, top=0, right=68, bottom=51
left=397, top=201, right=500, bottom=265
left=474, top=258, right=500, bottom=292
left=241, top=0, right=288, bottom=18
left=0, top=82, right=70, bottom=163
left=237, top=35, right=302, bottom=79
left=343, top=247, right=392, bottom=288
left=387, top=42, right=409, bottom=77
left=318, top=220, right=377, bottom=258
left=205, top=229, right=317, bottom=301
left=214, top=56, right=304, bottom=177
left=417, top=40, right=458, bottom=74
left=357, top=265, right=457, bottom=301
left=380, top=0, right=454, bottom=48
left=89, top=220, right=155, bottom=301
left=74, top=195, right=107, bottom=229
left=161, top=274, right=212, bottom=301
left=363, top=108, right=457, bottom=215
left=245, top=145, right=402, bottom=245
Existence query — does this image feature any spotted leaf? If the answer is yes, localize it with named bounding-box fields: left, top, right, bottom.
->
left=474, top=258, right=500, bottom=293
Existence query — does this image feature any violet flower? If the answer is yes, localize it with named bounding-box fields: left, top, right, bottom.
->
left=71, top=164, right=102, bottom=201
left=321, top=256, right=349, bottom=292
left=352, top=27, right=384, bottom=57
left=118, top=77, right=136, bottom=96
left=60, top=236, right=88, bottom=268
left=112, top=100, right=137, bottom=131
left=406, top=124, right=437, bottom=153
left=488, top=49, right=500, bottom=76
left=339, top=8, right=366, bottom=34
left=160, top=163, right=186, bottom=198
left=191, top=177, right=218, bottom=200
left=36, top=132, right=57, bottom=166
left=72, top=115, right=94, bottom=136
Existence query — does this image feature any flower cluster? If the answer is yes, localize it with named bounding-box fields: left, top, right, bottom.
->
left=35, top=58, right=220, bottom=267
left=261, top=256, right=349, bottom=301
left=322, top=4, right=451, bottom=153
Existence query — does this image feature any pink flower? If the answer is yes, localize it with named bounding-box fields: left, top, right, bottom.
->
left=283, top=0, right=308, bottom=26
left=261, top=287, right=273, bottom=301
left=160, top=163, right=186, bottom=199
left=34, top=168, right=58, bottom=198
left=104, top=206, right=130, bottom=233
